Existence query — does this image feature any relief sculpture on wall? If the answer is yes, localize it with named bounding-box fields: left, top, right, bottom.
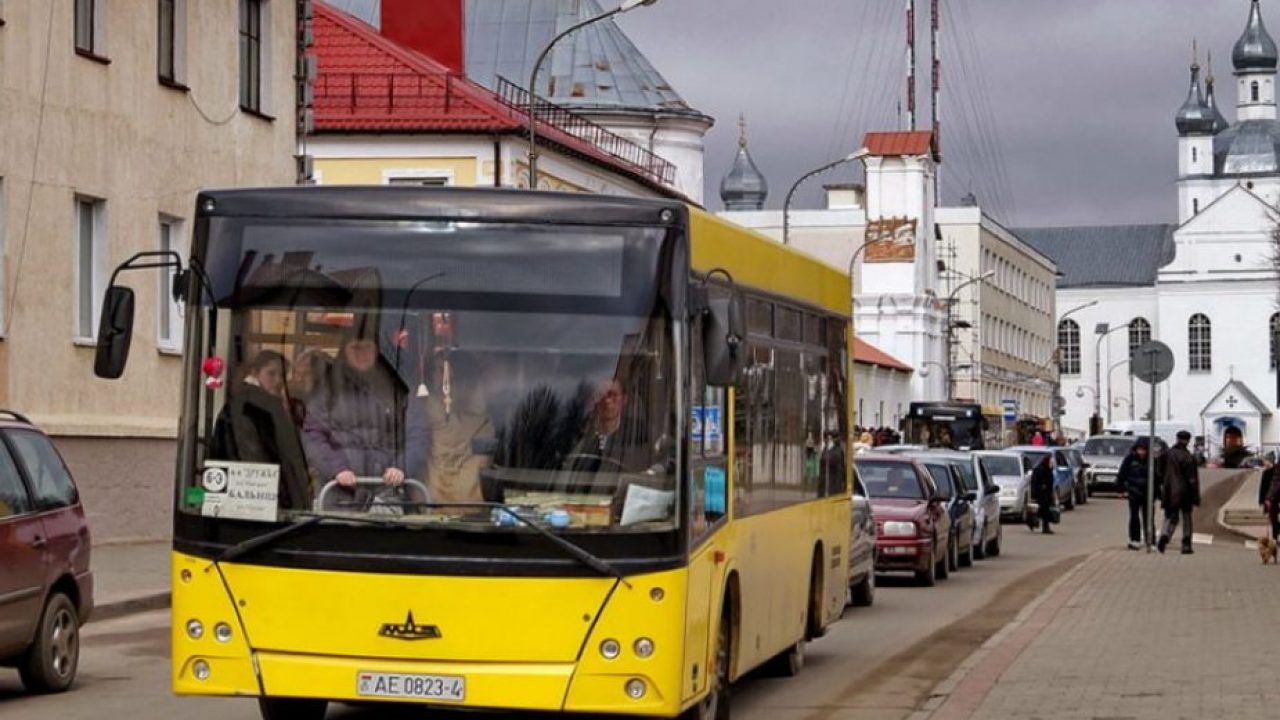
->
left=864, top=217, right=918, bottom=263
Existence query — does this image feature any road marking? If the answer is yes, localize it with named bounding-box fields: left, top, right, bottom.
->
left=1244, top=540, right=1259, bottom=550
left=1191, top=533, right=1213, bottom=546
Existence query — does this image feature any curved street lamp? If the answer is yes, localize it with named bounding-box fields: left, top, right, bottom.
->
left=944, top=270, right=994, bottom=400
left=783, top=147, right=871, bottom=245
left=526, top=0, right=659, bottom=189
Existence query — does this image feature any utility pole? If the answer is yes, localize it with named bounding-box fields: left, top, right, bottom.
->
left=906, top=0, right=917, bottom=130
left=930, top=0, right=942, bottom=200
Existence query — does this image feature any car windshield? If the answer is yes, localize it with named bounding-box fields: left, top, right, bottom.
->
left=922, top=464, right=956, bottom=495
left=981, top=455, right=1023, bottom=477
left=1083, top=437, right=1134, bottom=456
left=181, top=219, right=680, bottom=534
left=950, top=459, right=978, bottom=490
left=856, top=461, right=925, bottom=499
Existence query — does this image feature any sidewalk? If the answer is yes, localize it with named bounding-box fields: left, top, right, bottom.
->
left=91, top=540, right=170, bottom=622
left=914, top=543, right=1280, bottom=720
left=1218, top=468, right=1269, bottom=542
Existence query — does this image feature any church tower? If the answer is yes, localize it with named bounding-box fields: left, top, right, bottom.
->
left=1234, top=0, right=1278, bottom=121
left=1176, top=48, right=1216, bottom=221
left=719, top=116, right=769, bottom=211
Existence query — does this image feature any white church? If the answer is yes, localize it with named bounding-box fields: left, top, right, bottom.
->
left=1022, top=0, right=1280, bottom=453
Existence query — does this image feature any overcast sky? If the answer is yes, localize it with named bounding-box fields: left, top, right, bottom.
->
left=618, top=0, right=1259, bottom=228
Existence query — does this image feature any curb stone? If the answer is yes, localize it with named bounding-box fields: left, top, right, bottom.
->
left=91, top=591, right=170, bottom=623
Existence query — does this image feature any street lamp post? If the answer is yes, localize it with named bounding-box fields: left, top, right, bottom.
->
left=783, top=148, right=871, bottom=245
left=526, top=0, right=658, bottom=189
left=1107, top=356, right=1130, bottom=425
left=1093, top=322, right=1131, bottom=435
left=944, top=270, right=994, bottom=401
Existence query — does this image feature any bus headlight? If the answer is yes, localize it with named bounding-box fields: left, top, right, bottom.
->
left=192, top=660, right=211, bottom=681
left=186, top=619, right=204, bottom=640
left=634, top=637, right=655, bottom=658
left=625, top=678, right=647, bottom=699
left=600, top=639, right=621, bottom=659
left=213, top=623, right=233, bottom=643
left=882, top=521, right=917, bottom=537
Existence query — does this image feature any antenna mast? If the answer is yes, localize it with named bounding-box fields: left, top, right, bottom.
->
left=906, top=0, right=917, bottom=130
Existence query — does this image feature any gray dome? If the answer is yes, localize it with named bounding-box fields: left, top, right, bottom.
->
left=1234, top=0, right=1278, bottom=71
left=1205, top=76, right=1231, bottom=133
left=720, top=118, right=768, bottom=211
left=1213, top=119, right=1280, bottom=174
left=1176, top=63, right=1216, bottom=136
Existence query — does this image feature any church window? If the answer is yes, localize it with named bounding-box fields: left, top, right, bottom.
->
left=1271, top=313, right=1280, bottom=370
left=1188, top=314, right=1212, bottom=372
left=1252, top=81, right=1260, bottom=102
left=1192, top=147, right=1198, bottom=163
left=1058, top=319, right=1081, bottom=376
left=1128, top=318, right=1151, bottom=358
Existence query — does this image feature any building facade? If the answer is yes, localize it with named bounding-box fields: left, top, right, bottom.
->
left=0, top=1, right=297, bottom=540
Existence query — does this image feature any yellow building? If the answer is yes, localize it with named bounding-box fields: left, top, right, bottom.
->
left=0, top=1, right=297, bottom=540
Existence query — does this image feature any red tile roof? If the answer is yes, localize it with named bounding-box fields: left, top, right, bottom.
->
left=853, top=338, right=913, bottom=373
left=311, top=4, right=679, bottom=193
left=862, top=131, right=937, bottom=159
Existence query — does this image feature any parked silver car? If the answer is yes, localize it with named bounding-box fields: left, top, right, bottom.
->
left=976, top=450, right=1028, bottom=521
left=1080, top=435, right=1135, bottom=494
left=848, top=473, right=876, bottom=607
left=927, top=450, right=1003, bottom=559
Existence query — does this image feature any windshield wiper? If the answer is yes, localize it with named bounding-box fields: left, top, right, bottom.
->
left=213, top=512, right=403, bottom=563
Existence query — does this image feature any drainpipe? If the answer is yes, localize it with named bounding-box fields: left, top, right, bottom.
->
left=493, top=137, right=502, bottom=187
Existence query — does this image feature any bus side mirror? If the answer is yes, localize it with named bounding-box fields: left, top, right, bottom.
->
left=704, top=295, right=746, bottom=387
left=94, top=286, right=136, bottom=379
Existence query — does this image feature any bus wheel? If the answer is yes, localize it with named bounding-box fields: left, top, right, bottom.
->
left=683, top=605, right=732, bottom=720
left=258, top=698, right=327, bottom=720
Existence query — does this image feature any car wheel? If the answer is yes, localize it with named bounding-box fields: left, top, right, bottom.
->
left=1078, top=481, right=1089, bottom=505
left=973, top=522, right=988, bottom=560
left=916, top=545, right=938, bottom=587
left=19, top=592, right=80, bottom=694
left=1064, top=489, right=1075, bottom=511
left=938, top=537, right=952, bottom=579
left=851, top=571, right=875, bottom=607
left=987, top=522, right=1003, bottom=557
left=258, top=698, right=328, bottom=720
left=959, top=536, right=974, bottom=568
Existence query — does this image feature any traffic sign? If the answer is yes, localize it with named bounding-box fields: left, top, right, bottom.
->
left=1132, top=341, right=1174, bottom=384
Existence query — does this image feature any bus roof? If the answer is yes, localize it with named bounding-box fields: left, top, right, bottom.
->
left=688, top=208, right=851, bottom=316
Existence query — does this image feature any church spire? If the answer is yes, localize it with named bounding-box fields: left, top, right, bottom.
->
left=1176, top=44, right=1215, bottom=136
left=1205, top=50, right=1230, bottom=133
left=720, top=113, right=769, bottom=211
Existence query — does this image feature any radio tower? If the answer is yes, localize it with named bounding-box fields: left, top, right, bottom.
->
left=906, top=0, right=917, bottom=130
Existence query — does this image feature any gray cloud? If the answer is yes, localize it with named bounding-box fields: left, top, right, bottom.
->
left=619, top=0, right=1256, bottom=227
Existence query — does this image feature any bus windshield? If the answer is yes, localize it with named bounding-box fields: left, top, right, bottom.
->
left=181, top=218, right=679, bottom=535
left=903, top=403, right=986, bottom=451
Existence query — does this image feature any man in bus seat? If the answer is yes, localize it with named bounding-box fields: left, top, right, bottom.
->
left=565, top=378, right=652, bottom=477
left=302, top=314, right=411, bottom=509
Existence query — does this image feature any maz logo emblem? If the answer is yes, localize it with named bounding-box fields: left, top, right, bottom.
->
left=378, top=611, right=442, bottom=641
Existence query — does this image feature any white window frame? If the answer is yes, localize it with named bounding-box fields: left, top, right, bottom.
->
left=157, top=215, right=185, bottom=354
left=382, top=168, right=454, bottom=186
left=157, top=0, right=188, bottom=85
left=74, top=0, right=109, bottom=57
left=73, top=195, right=106, bottom=344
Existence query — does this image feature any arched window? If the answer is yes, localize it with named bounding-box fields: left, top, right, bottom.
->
left=1271, top=313, right=1280, bottom=369
left=1128, top=317, right=1151, bottom=358
left=1189, top=314, right=1212, bottom=372
left=1252, top=81, right=1261, bottom=102
left=1058, top=319, right=1081, bottom=376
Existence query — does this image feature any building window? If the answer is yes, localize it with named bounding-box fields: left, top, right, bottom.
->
left=1271, top=313, right=1280, bottom=370
left=74, top=196, right=105, bottom=341
left=158, top=216, right=184, bottom=351
left=1193, top=198, right=1200, bottom=214
left=75, top=0, right=106, bottom=56
left=1188, top=314, right=1211, bottom=372
left=239, top=0, right=264, bottom=112
left=157, top=0, right=187, bottom=85
left=1058, top=319, right=1080, bottom=376
left=1128, top=317, right=1151, bottom=358
left=1192, top=147, right=1198, bottom=163
left=1252, top=81, right=1261, bottom=103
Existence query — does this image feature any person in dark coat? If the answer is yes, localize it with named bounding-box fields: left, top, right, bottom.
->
left=1027, top=453, right=1056, bottom=534
left=1157, top=430, right=1200, bottom=554
left=1260, top=460, right=1280, bottom=542
left=1117, top=438, right=1153, bottom=549
left=1219, top=426, right=1251, bottom=468
left=302, top=316, right=409, bottom=505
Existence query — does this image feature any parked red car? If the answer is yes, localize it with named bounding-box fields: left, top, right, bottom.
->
left=0, top=411, right=92, bottom=692
left=854, top=455, right=951, bottom=587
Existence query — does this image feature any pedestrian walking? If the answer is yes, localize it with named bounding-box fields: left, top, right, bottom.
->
left=1157, top=430, right=1200, bottom=554
left=1117, top=438, right=1152, bottom=549
left=1260, top=459, right=1280, bottom=542
left=1027, top=453, right=1056, bottom=534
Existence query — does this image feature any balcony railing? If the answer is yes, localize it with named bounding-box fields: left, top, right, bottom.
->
left=495, top=77, right=677, bottom=187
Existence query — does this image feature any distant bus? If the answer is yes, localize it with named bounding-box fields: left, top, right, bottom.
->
left=903, top=402, right=987, bottom=451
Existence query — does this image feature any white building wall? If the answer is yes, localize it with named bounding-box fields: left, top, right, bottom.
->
left=853, top=364, right=914, bottom=430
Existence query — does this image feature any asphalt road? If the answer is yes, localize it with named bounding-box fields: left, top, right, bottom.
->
left=0, top=487, right=1205, bottom=720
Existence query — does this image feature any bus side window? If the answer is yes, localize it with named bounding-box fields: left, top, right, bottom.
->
left=690, top=312, right=727, bottom=540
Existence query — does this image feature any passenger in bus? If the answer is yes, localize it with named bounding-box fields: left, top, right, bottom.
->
left=208, top=349, right=311, bottom=509
left=405, top=356, right=494, bottom=505
left=564, top=378, right=651, bottom=475
left=288, top=347, right=333, bottom=414
left=302, top=315, right=408, bottom=497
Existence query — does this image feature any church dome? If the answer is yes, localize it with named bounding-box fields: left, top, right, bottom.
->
left=720, top=117, right=768, bottom=211
left=1233, top=0, right=1278, bottom=71
left=1175, top=63, right=1216, bottom=136
left=1213, top=119, right=1280, bottom=174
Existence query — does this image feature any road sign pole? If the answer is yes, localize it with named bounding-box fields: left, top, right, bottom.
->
left=1131, top=341, right=1173, bottom=552
left=1146, top=351, right=1158, bottom=552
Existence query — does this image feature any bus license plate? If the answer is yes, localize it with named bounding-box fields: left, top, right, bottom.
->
left=356, top=671, right=465, bottom=702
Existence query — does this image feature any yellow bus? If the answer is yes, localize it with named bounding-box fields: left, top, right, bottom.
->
left=93, top=187, right=853, bottom=719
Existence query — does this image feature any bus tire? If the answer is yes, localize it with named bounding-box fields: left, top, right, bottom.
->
left=765, top=639, right=805, bottom=677
left=258, top=698, right=327, bottom=720
left=683, top=603, right=732, bottom=720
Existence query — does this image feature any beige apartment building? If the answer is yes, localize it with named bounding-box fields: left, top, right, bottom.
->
left=0, top=1, right=297, bottom=540
left=938, top=207, right=1058, bottom=430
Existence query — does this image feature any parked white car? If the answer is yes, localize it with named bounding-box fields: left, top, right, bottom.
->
left=975, top=451, right=1028, bottom=520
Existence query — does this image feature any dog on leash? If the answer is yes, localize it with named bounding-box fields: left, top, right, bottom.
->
left=1259, top=535, right=1278, bottom=565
